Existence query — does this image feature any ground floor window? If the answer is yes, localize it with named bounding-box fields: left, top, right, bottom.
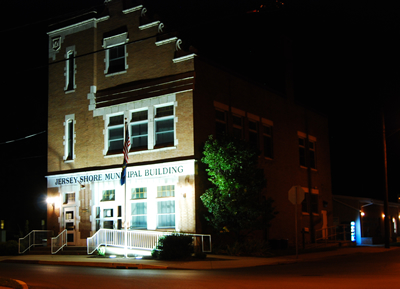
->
left=131, top=202, right=147, bottom=229
left=157, top=200, right=175, bottom=228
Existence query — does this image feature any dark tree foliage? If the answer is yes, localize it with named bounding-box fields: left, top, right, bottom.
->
left=200, top=135, right=277, bottom=240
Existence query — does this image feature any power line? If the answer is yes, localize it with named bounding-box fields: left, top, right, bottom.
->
left=0, top=131, right=46, bottom=145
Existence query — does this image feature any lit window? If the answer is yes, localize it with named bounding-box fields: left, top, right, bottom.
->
left=157, top=185, right=175, bottom=198
left=155, top=106, right=174, bottom=147
left=132, top=187, right=147, bottom=199
left=157, top=200, right=175, bottom=228
left=104, top=209, right=113, bottom=218
left=108, top=115, right=124, bottom=153
left=64, top=193, right=75, bottom=204
left=131, top=202, right=147, bottom=229
left=102, top=190, right=115, bottom=201
left=131, top=110, right=148, bottom=150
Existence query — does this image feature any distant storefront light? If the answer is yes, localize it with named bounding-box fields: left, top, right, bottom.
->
left=351, top=221, right=355, bottom=242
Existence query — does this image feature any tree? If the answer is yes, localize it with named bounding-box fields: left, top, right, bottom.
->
left=200, top=135, right=277, bottom=241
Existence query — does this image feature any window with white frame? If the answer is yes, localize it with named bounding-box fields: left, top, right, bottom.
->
left=107, top=114, right=124, bottom=154
left=131, top=110, right=148, bottom=150
left=65, top=49, right=75, bottom=91
left=154, top=105, right=174, bottom=147
left=131, top=202, right=147, bottom=229
left=63, top=114, right=75, bottom=161
left=157, top=185, right=175, bottom=228
left=103, top=32, right=128, bottom=75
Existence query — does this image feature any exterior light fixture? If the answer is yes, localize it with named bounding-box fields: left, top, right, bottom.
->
left=361, top=211, right=365, bottom=217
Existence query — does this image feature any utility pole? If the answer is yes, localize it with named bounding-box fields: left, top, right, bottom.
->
left=382, top=109, right=390, bottom=249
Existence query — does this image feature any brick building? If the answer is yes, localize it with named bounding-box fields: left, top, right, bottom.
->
left=46, top=0, right=333, bottom=247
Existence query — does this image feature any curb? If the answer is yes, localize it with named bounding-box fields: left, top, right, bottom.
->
left=1, top=259, right=167, bottom=270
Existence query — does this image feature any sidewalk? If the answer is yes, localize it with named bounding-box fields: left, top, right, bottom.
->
left=1, top=245, right=398, bottom=270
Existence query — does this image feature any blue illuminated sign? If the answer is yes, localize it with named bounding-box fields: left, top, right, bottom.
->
left=351, top=221, right=355, bottom=242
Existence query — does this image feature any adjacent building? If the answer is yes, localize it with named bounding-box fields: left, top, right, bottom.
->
left=46, top=0, right=333, bottom=247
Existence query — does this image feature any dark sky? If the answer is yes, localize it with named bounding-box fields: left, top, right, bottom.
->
left=0, top=0, right=399, bottom=234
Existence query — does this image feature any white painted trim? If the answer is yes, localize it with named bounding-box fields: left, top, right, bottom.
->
left=139, top=21, right=160, bottom=30
left=123, top=5, right=143, bottom=14
left=155, top=37, right=178, bottom=46
left=173, top=54, right=196, bottom=63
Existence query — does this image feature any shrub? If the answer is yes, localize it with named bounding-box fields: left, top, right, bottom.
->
left=152, top=233, right=194, bottom=260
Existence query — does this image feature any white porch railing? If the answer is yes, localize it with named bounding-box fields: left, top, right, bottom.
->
left=51, top=229, right=67, bottom=254
left=87, top=229, right=212, bottom=255
left=18, top=230, right=53, bottom=254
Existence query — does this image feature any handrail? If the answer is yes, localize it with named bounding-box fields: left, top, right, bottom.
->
left=87, top=229, right=212, bottom=255
left=18, top=230, right=53, bottom=254
left=51, top=229, right=67, bottom=254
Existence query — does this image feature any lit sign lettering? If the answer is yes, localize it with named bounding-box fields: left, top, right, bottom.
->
left=52, top=165, right=185, bottom=187
left=351, top=221, right=355, bottom=242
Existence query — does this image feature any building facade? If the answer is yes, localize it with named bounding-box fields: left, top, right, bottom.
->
left=46, top=0, right=333, bottom=247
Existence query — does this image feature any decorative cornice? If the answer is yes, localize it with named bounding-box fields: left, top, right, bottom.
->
left=155, top=37, right=178, bottom=46
left=139, top=21, right=160, bottom=30
left=122, top=5, right=143, bottom=14
left=173, top=54, right=196, bottom=64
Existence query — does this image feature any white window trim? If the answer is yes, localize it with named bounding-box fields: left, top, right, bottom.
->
left=103, top=112, right=126, bottom=155
left=64, top=46, right=76, bottom=93
left=154, top=103, right=177, bottom=148
left=102, top=94, right=177, bottom=157
left=63, top=114, right=76, bottom=162
left=103, top=32, right=129, bottom=75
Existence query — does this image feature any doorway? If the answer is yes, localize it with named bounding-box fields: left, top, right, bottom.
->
left=64, top=207, right=76, bottom=245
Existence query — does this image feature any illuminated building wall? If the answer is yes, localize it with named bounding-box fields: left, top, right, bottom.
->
left=46, top=0, right=333, bottom=246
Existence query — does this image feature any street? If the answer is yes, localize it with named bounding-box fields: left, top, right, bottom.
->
left=1, top=248, right=400, bottom=289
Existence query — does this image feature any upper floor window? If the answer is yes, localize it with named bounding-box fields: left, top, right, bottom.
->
left=131, top=110, right=148, bottom=150
left=155, top=105, right=174, bottom=147
left=108, top=114, right=124, bottom=154
left=298, top=132, right=316, bottom=169
left=65, top=50, right=75, bottom=91
left=107, top=44, right=126, bottom=74
left=263, top=123, right=273, bottom=159
left=63, top=114, right=75, bottom=161
left=248, top=119, right=259, bottom=150
left=232, top=115, right=243, bottom=139
left=103, top=32, right=128, bottom=75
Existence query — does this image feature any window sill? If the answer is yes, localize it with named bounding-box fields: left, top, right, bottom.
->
left=302, top=212, right=319, bottom=216
left=104, top=146, right=177, bottom=158
left=64, top=89, right=76, bottom=94
left=105, top=70, right=127, bottom=77
left=300, top=165, right=317, bottom=171
left=100, top=199, right=115, bottom=202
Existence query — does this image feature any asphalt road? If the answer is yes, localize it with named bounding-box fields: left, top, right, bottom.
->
left=1, top=248, right=400, bottom=289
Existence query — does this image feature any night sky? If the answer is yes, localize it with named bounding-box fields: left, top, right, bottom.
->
left=0, top=0, right=399, bottom=237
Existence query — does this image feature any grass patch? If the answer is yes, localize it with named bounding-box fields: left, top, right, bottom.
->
left=0, top=277, right=23, bottom=289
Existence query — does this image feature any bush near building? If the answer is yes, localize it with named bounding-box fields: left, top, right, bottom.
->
left=152, top=233, right=194, bottom=260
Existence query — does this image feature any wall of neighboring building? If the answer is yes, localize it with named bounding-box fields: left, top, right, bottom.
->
left=193, top=58, right=333, bottom=243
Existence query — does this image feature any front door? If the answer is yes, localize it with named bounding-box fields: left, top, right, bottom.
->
left=64, top=207, right=76, bottom=245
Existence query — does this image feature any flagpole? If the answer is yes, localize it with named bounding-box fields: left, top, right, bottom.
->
left=124, top=178, right=128, bottom=258
left=121, top=119, right=130, bottom=258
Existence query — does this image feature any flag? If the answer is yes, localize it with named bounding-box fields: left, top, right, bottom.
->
left=120, top=121, right=130, bottom=186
